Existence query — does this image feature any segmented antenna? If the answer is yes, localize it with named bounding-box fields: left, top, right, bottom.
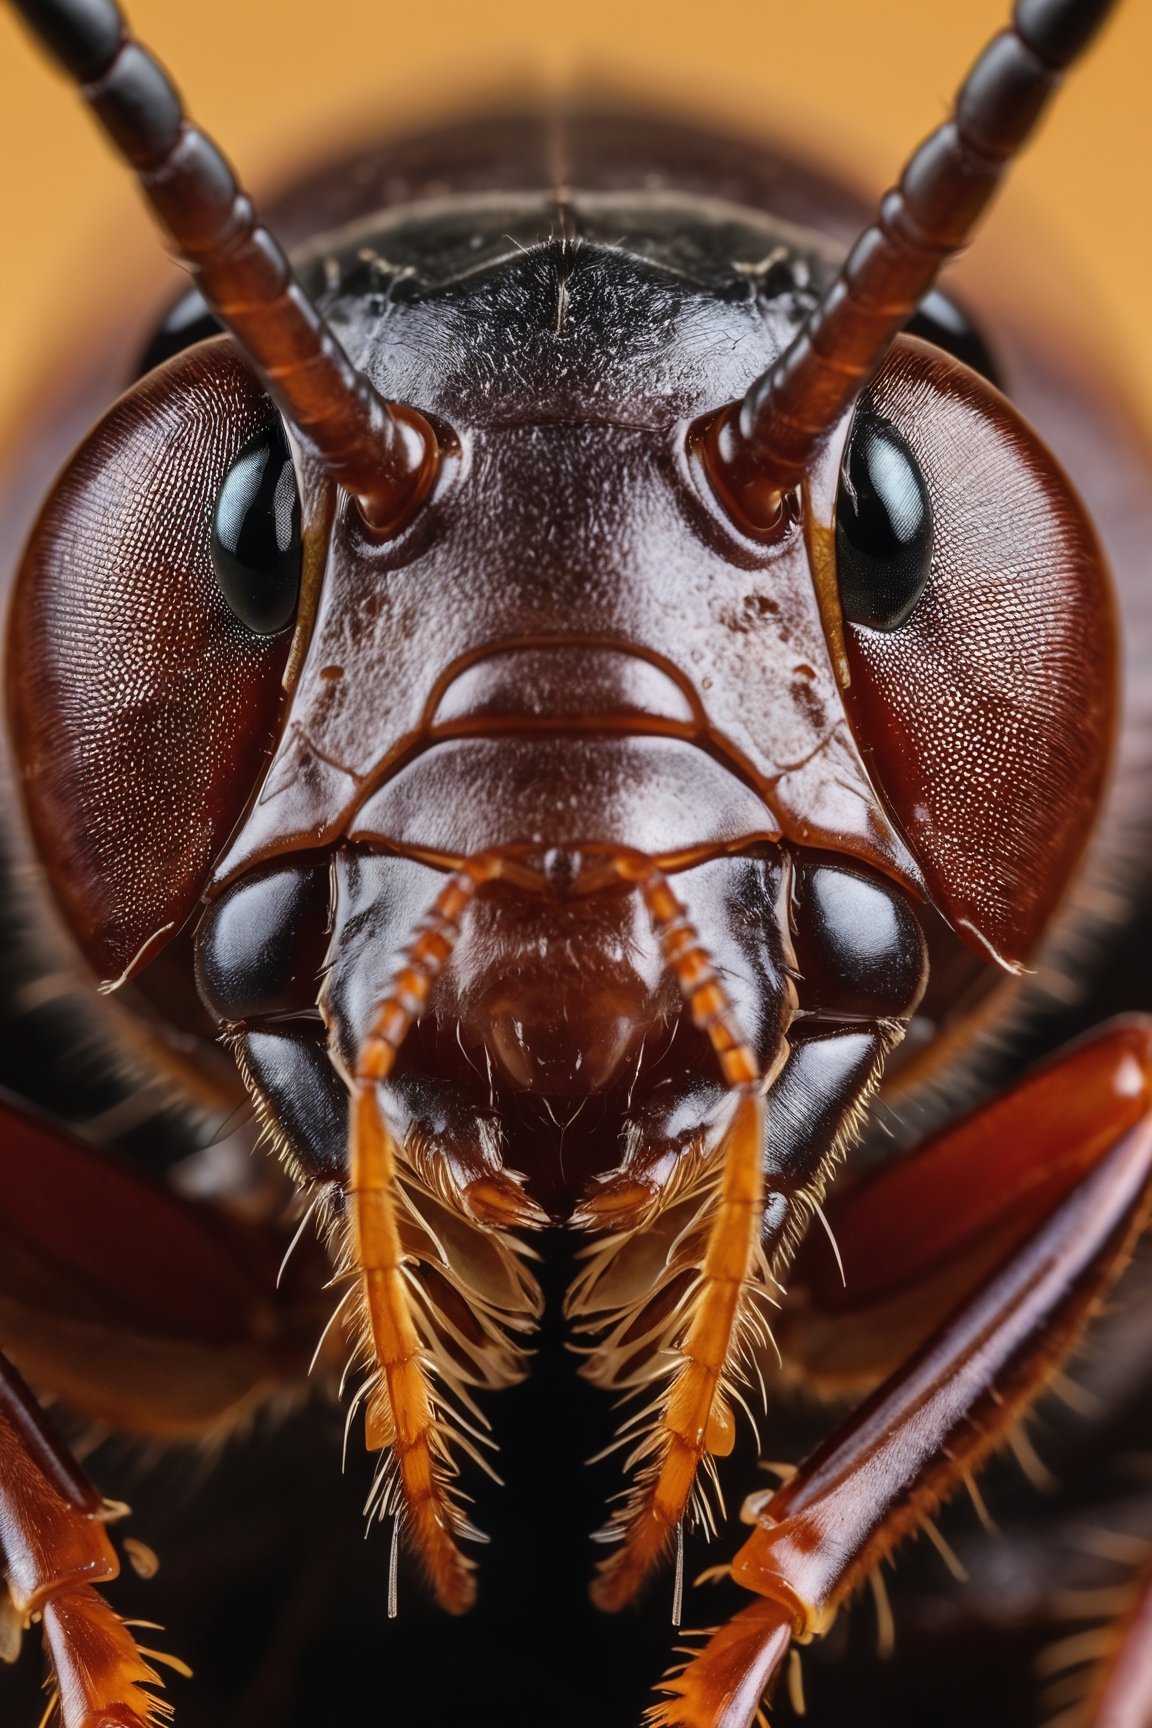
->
left=701, top=0, right=1118, bottom=534
left=9, top=0, right=442, bottom=531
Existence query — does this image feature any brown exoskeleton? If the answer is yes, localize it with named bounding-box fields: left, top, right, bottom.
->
left=2, top=0, right=1151, bottom=1724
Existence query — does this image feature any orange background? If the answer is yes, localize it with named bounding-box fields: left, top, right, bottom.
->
left=1, top=0, right=1150, bottom=436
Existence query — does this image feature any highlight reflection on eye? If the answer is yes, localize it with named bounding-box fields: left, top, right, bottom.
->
left=211, top=422, right=302, bottom=636
left=835, top=409, right=933, bottom=632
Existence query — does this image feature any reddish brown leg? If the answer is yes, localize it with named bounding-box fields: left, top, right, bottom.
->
left=0, top=1093, right=328, bottom=1725
left=650, top=1020, right=1152, bottom=1728
left=785, top=1019, right=1152, bottom=1389
left=0, top=1092, right=321, bottom=1434
left=1, top=1349, right=170, bottom=1727
left=1085, top=1556, right=1152, bottom=1728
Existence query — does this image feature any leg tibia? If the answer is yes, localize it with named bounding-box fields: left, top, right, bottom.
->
left=734, top=1118, right=1152, bottom=1632
left=0, top=1095, right=335, bottom=1722
left=786, top=1020, right=1152, bottom=1393
left=652, top=1020, right=1152, bottom=1728
left=0, top=1092, right=322, bottom=1437
left=1086, top=1556, right=1152, bottom=1728
left=1, top=1361, right=168, bottom=1727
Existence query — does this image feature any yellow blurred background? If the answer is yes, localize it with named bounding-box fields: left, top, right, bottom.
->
left=2, top=0, right=1150, bottom=433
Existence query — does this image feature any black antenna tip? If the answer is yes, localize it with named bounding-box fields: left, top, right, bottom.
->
left=1014, top=0, right=1117, bottom=69
left=12, top=0, right=123, bottom=82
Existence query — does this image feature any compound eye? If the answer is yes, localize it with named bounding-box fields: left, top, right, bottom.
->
left=904, top=289, right=1001, bottom=386
left=834, top=335, right=1114, bottom=973
left=136, top=285, right=222, bottom=377
left=211, top=422, right=302, bottom=635
left=835, top=409, right=933, bottom=631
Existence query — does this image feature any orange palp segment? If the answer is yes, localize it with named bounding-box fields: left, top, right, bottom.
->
left=570, top=863, right=769, bottom=1611
left=579, top=1089, right=767, bottom=1612
left=347, top=1084, right=477, bottom=1614
left=342, top=852, right=542, bottom=1611
left=344, top=1064, right=541, bottom=1615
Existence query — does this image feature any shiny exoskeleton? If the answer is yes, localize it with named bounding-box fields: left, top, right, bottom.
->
left=2, top=2, right=1151, bottom=1727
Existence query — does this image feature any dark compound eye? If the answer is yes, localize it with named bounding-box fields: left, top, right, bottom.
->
left=905, top=289, right=1001, bottom=387
left=835, top=409, right=933, bottom=632
left=136, top=286, right=222, bottom=378
left=211, top=422, right=302, bottom=635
